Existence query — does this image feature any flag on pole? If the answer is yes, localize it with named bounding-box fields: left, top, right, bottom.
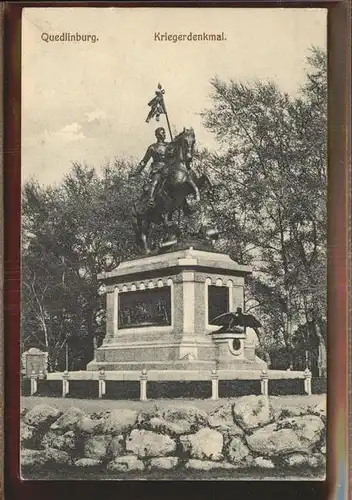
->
left=146, top=83, right=166, bottom=123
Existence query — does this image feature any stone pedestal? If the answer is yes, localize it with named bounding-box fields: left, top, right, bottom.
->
left=210, top=331, right=266, bottom=370
left=21, top=348, right=48, bottom=378
left=87, top=247, right=265, bottom=372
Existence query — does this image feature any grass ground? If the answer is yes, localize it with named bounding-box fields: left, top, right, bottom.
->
left=21, top=394, right=325, bottom=413
left=21, top=465, right=325, bottom=481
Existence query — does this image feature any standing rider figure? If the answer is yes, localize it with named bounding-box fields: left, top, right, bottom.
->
left=131, top=127, right=170, bottom=207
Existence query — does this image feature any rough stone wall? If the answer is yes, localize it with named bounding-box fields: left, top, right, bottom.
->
left=21, top=396, right=326, bottom=476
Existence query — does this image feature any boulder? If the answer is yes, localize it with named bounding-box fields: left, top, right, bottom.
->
left=107, top=436, right=125, bottom=458
left=90, top=410, right=111, bottom=420
left=185, top=459, right=236, bottom=471
left=180, top=428, right=223, bottom=461
left=126, top=429, right=176, bottom=458
left=74, top=458, right=102, bottom=468
left=44, top=448, right=72, bottom=465
left=76, top=416, right=104, bottom=435
left=161, top=407, right=208, bottom=428
left=246, top=415, right=324, bottom=457
left=146, top=416, right=193, bottom=436
left=226, top=436, right=253, bottom=466
left=232, top=396, right=272, bottom=431
left=225, top=424, right=244, bottom=438
left=148, top=457, right=179, bottom=470
left=274, top=406, right=310, bottom=420
left=24, top=404, right=61, bottom=429
left=282, top=452, right=325, bottom=468
left=136, top=406, right=160, bottom=425
left=21, top=448, right=71, bottom=468
left=310, top=454, right=325, bottom=468
left=50, top=407, right=85, bottom=433
left=83, top=435, right=111, bottom=460
left=99, top=409, right=138, bottom=436
left=138, top=406, right=207, bottom=435
left=311, top=399, right=326, bottom=421
left=21, top=449, right=48, bottom=468
left=320, top=445, right=326, bottom=455
left=41, top=430, right=76, bottom=452
left=282, top=453, right=309, bottom=468
left=20, top=422, right=37, bottom=448
left=136, top=406, right=159, bottom=423
left=107, top=455, right=144, bottom=472
left=253, top=457, right=275, bottom=469
left=208, top=402, right=244, bottom=436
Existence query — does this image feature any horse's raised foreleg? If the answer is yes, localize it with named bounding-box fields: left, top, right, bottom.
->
left=187, top=173, right=200, bottom=202
left=140, top=217, right=151, bottom=254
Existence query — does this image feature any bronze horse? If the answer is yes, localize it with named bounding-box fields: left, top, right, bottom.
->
left=131, top=128, right=211, bottom=254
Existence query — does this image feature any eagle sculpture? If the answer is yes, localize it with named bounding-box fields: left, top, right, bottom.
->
left=210, top=307, right=262, bottom=336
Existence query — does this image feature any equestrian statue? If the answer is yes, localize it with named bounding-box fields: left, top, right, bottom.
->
left=130, top=84, right=214, bottom=255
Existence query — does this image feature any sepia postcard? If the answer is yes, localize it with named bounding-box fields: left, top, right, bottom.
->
left=20, top=6, right=328, bottom=481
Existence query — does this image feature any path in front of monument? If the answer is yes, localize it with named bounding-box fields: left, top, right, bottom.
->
left=21, top=394, right=324, bottom=412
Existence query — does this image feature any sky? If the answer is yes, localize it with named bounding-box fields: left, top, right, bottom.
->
left=22, top=7, right=327, bottom=185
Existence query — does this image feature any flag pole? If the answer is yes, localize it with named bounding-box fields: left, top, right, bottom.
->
left=159, top=86, right=173, bottom=141
left=164, top=111, right=173, bottom=141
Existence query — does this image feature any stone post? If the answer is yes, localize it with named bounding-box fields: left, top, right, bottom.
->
left=304, top=368, right=312, bottom=395
left=30, top=370, right=38, bottom=396
left=103, top=290, right=116, bottom=343
left=260, top=369, right=269, bottom=396
left=140, top=369, right=148, bottom=401
left=98, top=369, right=106, bottom=398
left=211, top=370, right=219, bottom=400
left=62, top=370, right=70, bottom=397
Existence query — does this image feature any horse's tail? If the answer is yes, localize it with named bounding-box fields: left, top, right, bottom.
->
left=131, top=201, right=138, bottom=217
left=131, top=201, right=144, bottom=229
left=131, top=202, right=138, bottom=225
left=131, top=202, right=144, bottom=249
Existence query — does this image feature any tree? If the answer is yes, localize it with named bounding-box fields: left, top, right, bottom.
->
left=200, top=47, right=327, bottom=371
left=21, top=160, right=139, bottom=371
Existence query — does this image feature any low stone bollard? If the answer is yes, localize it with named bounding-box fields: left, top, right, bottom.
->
left=304, top=368, right=312, bottom=395
left=98, top=369, right=106, bottom=398
left=140, top=369, right=148, bottom=401
left=30, top=370, right=38, bottom=396
left=260, top=369, right=269, bottom=396
left=211, top=370, right=219, bottom=400
left=62, top=370, right=70, bottom=397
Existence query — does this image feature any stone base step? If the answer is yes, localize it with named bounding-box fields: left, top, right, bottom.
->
left=86, top=359, right=216, bottom=372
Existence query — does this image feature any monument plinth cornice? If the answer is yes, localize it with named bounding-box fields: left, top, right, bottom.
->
left=98, top=248, right=252, bottom=282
